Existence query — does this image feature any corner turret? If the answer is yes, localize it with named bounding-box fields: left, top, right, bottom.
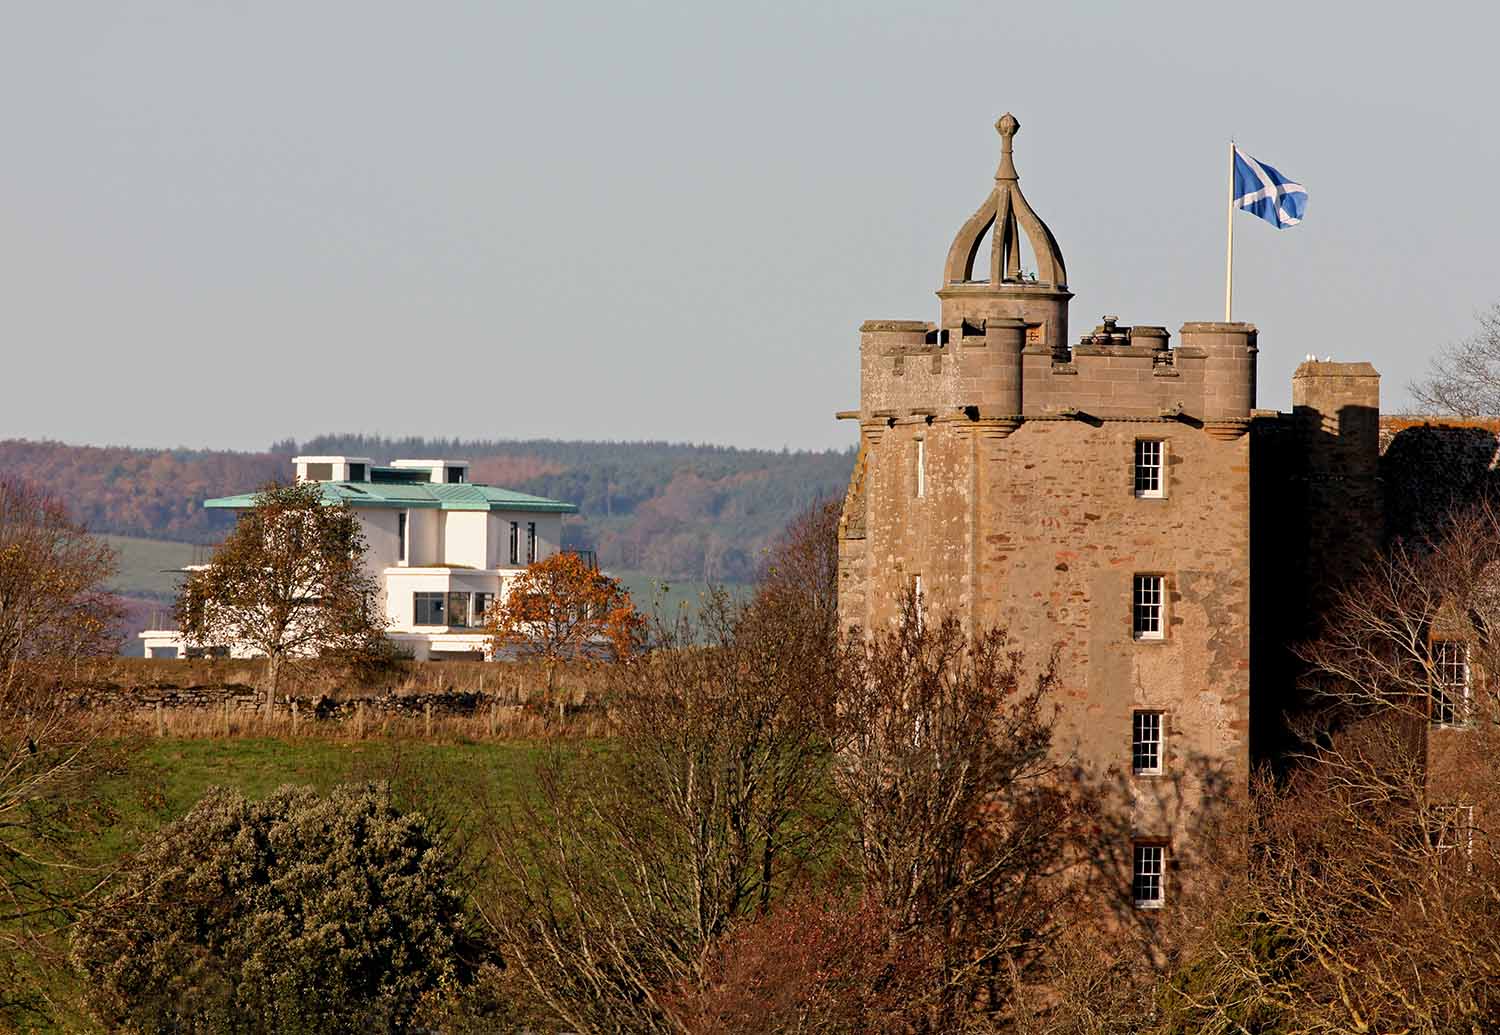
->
left=938, top=113, right=1073, bottom=354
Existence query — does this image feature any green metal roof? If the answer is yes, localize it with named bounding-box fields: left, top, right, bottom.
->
left=203, top=481, right=578, bottom=514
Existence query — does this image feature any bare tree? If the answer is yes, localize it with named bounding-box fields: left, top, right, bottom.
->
left=0, top=478, right=120, bottom=686
left=1297, top=498, right=1500, bottom=727
left=1159, top=503, right=1500, bottom=1034
left=829, top=595, right=1065, bottom=1032
left=176, top=481, right=385, bottom=705
left=479, top=508, right=842, bottom=1035
left=1410, top=302, right=1500, bottom=416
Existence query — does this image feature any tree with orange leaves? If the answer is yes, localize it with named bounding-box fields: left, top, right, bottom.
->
left=483, top=551, right=645, bottom=684
left=0, top=478, right=120, bottom=686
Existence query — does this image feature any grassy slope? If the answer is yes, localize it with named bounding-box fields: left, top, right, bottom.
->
left=22, top=736, right=573, bottom=1030
left=101, top=534, right=194, bottom=599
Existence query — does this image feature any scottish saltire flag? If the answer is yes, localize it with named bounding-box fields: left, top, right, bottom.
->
left=1232, top=147, right=1307, bottom=229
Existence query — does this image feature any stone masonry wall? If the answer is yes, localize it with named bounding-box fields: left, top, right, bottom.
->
left=843, top=411, right=1252, bottom=859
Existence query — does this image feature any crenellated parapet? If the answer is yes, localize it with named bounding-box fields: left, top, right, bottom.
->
left=849, top=116, right=1257, bottom=440
left=856, top=315, right=1258, bottom=438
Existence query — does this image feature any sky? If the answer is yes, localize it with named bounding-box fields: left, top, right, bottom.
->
left=1, top=1, right=1496, bottom=454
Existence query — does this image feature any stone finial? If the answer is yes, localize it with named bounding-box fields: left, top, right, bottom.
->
left=995, top=113, right=1020, bottom=181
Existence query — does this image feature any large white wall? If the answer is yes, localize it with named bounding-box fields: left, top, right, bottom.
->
left=444, top=511, right=489, bottom=569
left=409, top=509, right=442, bottom=566
left=359, top=509, right=402, bottom=570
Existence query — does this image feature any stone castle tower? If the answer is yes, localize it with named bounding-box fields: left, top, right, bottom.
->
left=836, top=115, right=1384, bottom=907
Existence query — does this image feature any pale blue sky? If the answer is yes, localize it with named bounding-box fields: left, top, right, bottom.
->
left=2, top=2, right=1495, bottom=452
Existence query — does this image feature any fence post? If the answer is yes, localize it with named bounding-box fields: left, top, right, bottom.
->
left=155, top=701, right=164, bottom=739
left=291, top=700, right=299, bottom=736
left=487, top=701, right=496, bottom=738
left=424, top=701, right=433, bottom=739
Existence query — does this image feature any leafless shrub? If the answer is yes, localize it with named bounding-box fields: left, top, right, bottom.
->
left=829, top=594, right=1066, bottom=1032
left=1410, top=302, right=1500, bottom=417
left=478, top=505, right=843, bottom=1034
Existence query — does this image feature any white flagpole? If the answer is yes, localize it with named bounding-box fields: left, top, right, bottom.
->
left=1224, top=140, right=1235, bottom=321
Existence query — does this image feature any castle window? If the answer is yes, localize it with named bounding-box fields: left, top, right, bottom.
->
left=1132, top=575, right=1165, bottom=640
left=1132, top=843, right=1165, bottom=908
left=397, top=511, right=408, bottom=564
left=1431, top=640, right=1470, bottom=727
left=915, top=437, right=926, bottom=498
left=1431, top=803, right=1474, bottom=862
left=1134, top=440, right=1164, bottom=498
left=1132, top=711, right=1163, bottom=775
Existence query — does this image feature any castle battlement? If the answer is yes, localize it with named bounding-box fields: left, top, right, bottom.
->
left=851, top=115, right=1258, bottom=439
left=858, top=316, right=1258, bottom=434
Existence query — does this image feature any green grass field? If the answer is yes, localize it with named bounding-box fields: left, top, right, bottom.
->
left=101, top=534, right=196, bottom=598
left=12, top=735, right=578, bottom=1032
left=113, top=736, right=569, bottom=832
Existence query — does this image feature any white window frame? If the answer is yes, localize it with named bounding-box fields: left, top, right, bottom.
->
left=1431, top=639, right=1471, bottom=727
left=915, top=436, right=926, bottom=499
left=1433, top=803, right=1475, bottom=860
left=1132, top=843, right=1165, bottom=908
left=1132, top=710, right=1163, bottom=775
left=1134, top=439, right=1164, bottom=499
left=1132, top=575, right=1165, bottom=641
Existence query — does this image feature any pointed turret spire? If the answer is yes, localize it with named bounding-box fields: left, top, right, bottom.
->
left=942, top=113, right=1067, bottom=289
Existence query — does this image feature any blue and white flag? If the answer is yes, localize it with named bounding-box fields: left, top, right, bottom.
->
left=1232, top=147, right=1307, bottom=229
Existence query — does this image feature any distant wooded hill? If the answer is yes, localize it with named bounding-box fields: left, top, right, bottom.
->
left=1, top=436, right=857, bottom=584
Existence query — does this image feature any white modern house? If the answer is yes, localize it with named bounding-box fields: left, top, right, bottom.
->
left=139, top=455, right=580, bottom=660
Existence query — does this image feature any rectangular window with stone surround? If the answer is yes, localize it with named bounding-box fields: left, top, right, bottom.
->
left=1133, top=575, right=1164, bottom=640
left=1431, top=640, right=1470, bottom=727
left=1134, top=440, right=1164, bottom=498
left=1132, top=711, right=1163, bottom=775
left=1132, top=843, right=1165, bottom=907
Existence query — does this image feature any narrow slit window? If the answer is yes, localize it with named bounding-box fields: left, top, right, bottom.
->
left=1132, top=843, right=1165, bottom=907
left=509, top=522, right=519, bottom=566
left=1132, top=711, right=1163, bottom=775
left=397, top=511, right=408, bottom=564
left=1133, top=575, right=1164, bottom=640
left=915, top=437, right=926, bottom=498
left=1134, top=440, right=1164, bottom=498
left=527, top=522, right=538, bottom=564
